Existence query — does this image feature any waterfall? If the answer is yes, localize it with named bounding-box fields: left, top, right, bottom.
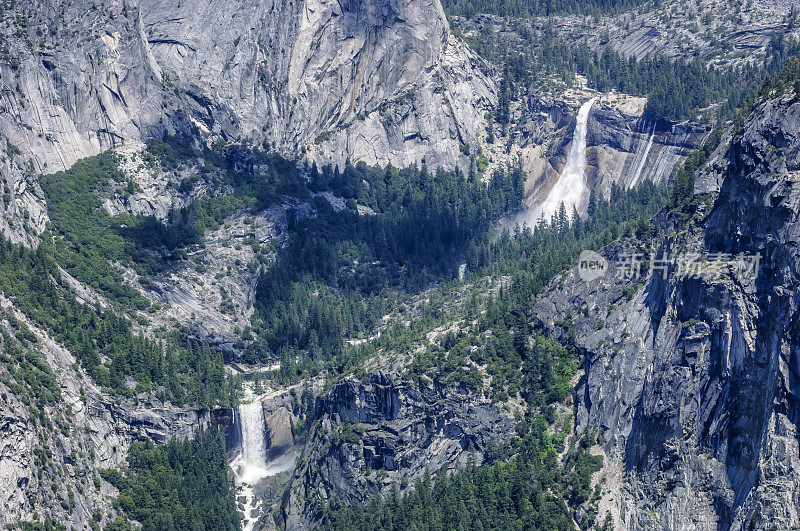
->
left=231, top=392, right=269, bottom=531
left=530, top=97, right=597, bottom=223
left=230, top=385, right=301, bottom=530
left=630, top=121, right=656, bottom=187
left=235, top=399, right=269, bottom=484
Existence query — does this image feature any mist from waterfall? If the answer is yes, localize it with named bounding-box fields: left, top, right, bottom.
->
left=231, top=390, right=269, bottom=531
left=526, top=97, right=597, bottom=225
left=231, top=385, right=301, bottom=531
left=234, top=398, right=269, bottom=485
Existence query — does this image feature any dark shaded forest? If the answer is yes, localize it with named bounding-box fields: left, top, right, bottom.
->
left=442, top=0, right=648, bottom=18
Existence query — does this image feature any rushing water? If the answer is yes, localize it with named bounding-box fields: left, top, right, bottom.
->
left=231, top=384, right=302, bottom=531
left=234, top=398, right=269, bottom=484
left=529, top=97, right=597, bottom=224
left=231, top=391, right=269, bottom=531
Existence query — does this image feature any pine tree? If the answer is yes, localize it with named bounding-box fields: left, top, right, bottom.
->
left=587, top=189, right=597, bottom=217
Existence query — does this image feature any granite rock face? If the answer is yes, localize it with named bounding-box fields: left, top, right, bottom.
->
left=0, top=0, right=495, bottom=242
left=136, top=0, right=496, bottom=170
left=281, top=372, right=515, bottom=528
left=519, top=96, right=707, bottom=213
left=534, top=94, right=800, bottom=530
left=0, top=0, right=711, bottom=247
left=586, top=104, right=708, bottom=190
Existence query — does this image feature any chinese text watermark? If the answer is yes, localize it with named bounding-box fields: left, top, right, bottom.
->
left=578, top=250, right=761, bottom=283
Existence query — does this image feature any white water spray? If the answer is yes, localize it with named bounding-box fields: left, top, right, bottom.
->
left=235, top=399, right=269, bottom=484
left=230, top=385, right=302, bottom=531
left=231, top=391, right=269, bottom=531
left=530, top=97, right=597, bottom=223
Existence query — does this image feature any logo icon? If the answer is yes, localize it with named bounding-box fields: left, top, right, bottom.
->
left=577, top=250, right=608, bottom=282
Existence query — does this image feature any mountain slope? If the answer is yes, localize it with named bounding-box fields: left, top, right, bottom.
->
left=535, top=92, right=800, bottom=530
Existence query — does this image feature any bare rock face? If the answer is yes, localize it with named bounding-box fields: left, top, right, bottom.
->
left=534, top=94, right=800, bottom=530
left=516, top=95, right=707, bottom=214
left=0, top=0, right=495, bottom=242
left=265, top=407, right=295, bottom=458
left=137, top=204, right=288, bottom=351
left=586, top=104, right=708, bottom=192
left=135, top=0, right=495, bottom=169
left=307, top=33, right=496, bottom=170
left=282, top=372, right=515, bottom=528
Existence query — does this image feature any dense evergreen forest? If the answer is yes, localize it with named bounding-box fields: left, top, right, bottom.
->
left=324, top=432, right=606, bottom=530
left=100, top=428, right=240, bottom=531
left=3, top=132, right=524, bottom=404
left=306, top=170, right=676, bottom=530
left=249, top=160, right=525, bottom=374
left=765, top=51, right=800, bottom=98
left=4, top=132, right=657, bottom=528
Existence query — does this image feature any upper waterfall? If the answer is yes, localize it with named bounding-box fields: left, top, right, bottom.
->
left=530, top=97, right=597, bottom=223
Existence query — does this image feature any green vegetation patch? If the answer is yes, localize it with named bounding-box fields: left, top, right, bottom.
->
left=39, top=152, right=190, bottom=309
left=101, top=428, right=240, bottom=531
left=0, top=238, right=235, bottom=406
left=249, top=161, right=526, bottom=376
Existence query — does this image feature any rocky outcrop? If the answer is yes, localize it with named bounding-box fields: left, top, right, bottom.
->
left=282, top=372, right=515, bottom=528
left=534, top=93, right=800, bottom=530
left=586, top=103, right=708, bottom=192
left=137, top=0, right=496, bottom=170
left=137, top=203, right=288, bottom=351
left=515, top=94, right=707, bottom=215
left=266, top=407, right=295, bottom=458
left=0, top=295, right=205, bottom=529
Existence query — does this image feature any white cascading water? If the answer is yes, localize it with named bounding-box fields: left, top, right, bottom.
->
left=236, top=399, right=269, bottom=484
left=629, top=121, right=656, bottom=187
left=232, top=391, right=269, bottom=531
left=231, top=384, right=301, bottom=531
left=529, top=97, right=597, bottom=223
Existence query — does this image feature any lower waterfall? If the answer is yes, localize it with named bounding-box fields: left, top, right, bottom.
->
left=232, top=391, right=269, bottom=531
left=230, top=385, right=301, bottom=530
left=235, top=399, right=269, bottom=484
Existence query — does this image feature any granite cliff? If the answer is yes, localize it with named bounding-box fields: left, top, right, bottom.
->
left=2, top=0, right=797, bottom=528
left=282, top=372, right=516, bottom=528
left=534, top=93, right=800, bottom=530
left=0, top=0, right=496, bottom=244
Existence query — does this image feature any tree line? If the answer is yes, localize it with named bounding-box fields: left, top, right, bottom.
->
left=442, top=0, right=648, bottom=19
left=247, top=160, right=526, bottom=375
left=0, top=237, right=235, bottom=407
